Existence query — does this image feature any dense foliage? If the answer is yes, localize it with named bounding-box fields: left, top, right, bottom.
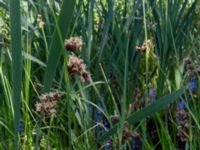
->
left=0, top=0, right=199, bottom=149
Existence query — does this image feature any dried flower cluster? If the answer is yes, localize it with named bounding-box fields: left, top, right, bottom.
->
left=64, top=37, right=83, bottom=52
left=35, top=92, right=62, bottom=116
left=67, top=55, right=91, bottom=82
left=64, top=36, right=91, bottom=82
left=176, top=100, right=189, bottom=142
left=37, top=14, right=45, bottom=28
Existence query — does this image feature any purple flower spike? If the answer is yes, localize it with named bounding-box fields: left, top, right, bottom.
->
left=188, top=78, right=198, bottom=92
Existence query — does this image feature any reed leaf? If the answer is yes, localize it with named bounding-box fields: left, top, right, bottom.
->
left=43, top=0, right=76, bottom=92
left=10, top=0, right=22, bottom=146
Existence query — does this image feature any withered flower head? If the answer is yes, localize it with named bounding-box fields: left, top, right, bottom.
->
left=67, top=55, right=91, bottom=82
left=36, top=92, right=62, bottom=116
left=67, top=55, right=85, bottom=74
left=64, top=37, right=83, bottom=52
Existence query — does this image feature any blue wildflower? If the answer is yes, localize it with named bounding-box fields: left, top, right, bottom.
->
left=177, top=100, right=186, bottom=110
left=188, top=78, right=198, bottom=93
left=103, top=118, right=109, bottom=128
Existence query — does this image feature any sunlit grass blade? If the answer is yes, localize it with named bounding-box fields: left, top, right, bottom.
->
left=43, top=0, right=76, bottom=92
left=10, top=0, right=22, bottom=146
left=94, top=88, right=184, bottom=147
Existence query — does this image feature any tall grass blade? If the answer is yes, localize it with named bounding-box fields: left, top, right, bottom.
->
left=10, top=0, right=22, bottom=146
left=43, top=0, right=76, bottom=92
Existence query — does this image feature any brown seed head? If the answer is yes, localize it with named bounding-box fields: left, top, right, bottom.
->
left=64, top=37, right=83, bottom=52
left=36, top=92, right=62, bottom=115
left=67, top=56, right=84, bottom=74
left=67, top=55, right=91, bottom=82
